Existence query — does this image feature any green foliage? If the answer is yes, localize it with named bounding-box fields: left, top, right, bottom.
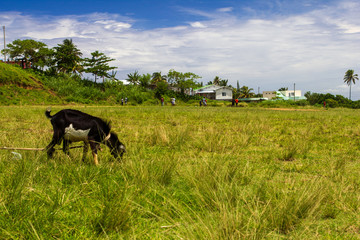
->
left=154, top=81, right=169, bottom=99
left=256, top=100, right=310, bottom=108
left=1, top=39, right=53, bottom=70
left=239, top=85, right=255, bottom=98
left=0, top=62, right=61, bottom=105
left=52, top=39, right=83, bottom=74
left=304, top=91, right=360, bottom=108
left=151, top=72, right=167, bottom=84
left=278, top=87, right=289, bottom=91
left=167, top=69, right=201, bottom=93
left=139, top=73, right=151, bottom=88
left=212, top=76, right=229, bottom=86
left=343, top=69, right=359, bottom=100
left=238, top=102, right=248, bottom=107
left=83, top=51, right=116, bottom=83
left=325, top=98, right=338, bottom=108
left=127, top=71, right=141, bottom=85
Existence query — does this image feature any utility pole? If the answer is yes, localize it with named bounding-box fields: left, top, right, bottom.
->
left=2, top=26, right=5, bottom=61
left=294, top=83, right=296, bottom=101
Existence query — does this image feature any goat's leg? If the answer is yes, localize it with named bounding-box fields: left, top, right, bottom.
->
left=62, top=139, right=70, bottom=156
left=82, top=142, right=89, bottom=162
left=89, top=142, right=99, bottom=165
left=45, top=139, right=57, bottom=158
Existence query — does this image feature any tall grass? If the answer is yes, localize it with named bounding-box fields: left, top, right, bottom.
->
left=0, top=106, right=359, bottom=239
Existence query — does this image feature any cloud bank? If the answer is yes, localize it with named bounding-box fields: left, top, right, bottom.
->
left=1, top=0, right=360, bottom=98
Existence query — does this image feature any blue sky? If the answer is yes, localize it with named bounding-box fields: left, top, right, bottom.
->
left=1, top=0, right=360, bottom=99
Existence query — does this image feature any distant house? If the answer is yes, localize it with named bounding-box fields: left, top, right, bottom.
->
left=194, top=85, right=233, bottom=100
left=262, top=90, right=306, bottom=100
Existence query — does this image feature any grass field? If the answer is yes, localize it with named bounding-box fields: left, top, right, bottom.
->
left=0, top=105, right=359, bottom=239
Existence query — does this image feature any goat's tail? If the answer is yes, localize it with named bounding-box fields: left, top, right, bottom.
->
left=45, top=108, right=52, bottom=119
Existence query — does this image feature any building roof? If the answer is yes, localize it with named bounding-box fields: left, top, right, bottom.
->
left=194, top=84, right=232, bottom=93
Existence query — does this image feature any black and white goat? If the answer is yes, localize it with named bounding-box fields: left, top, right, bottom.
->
left=45, top=109, right=125, bottom=165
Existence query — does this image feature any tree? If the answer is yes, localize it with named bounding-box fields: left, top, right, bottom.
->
left=83, top=51, right=116, bottom=83
left=167, top=69, right=201, bottom=94
left=139, top=73, right=152, bottom=88
left=213, top=76, right=221, bottom=85
left=151, top=72, right=167, bottom=84
left=1, top=39, right=53, bottom=69
left=218, top=79, right=228, bottom=86
left=53, top=39, right=83, bottom=74
left=127, top=71, right=141, bottom=85
left=155, top=81, right=169, bottom=98
left=278, top=87, right=288, bottom=91
left=32, top=47, right=55, bottom=70
left=240, top=86, right=254, bottom=98
left=343, top=69, right=359, bottom=100
left=108, top=70, right=118, bottom=81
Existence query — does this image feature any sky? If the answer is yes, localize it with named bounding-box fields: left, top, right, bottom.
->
left=1, top=0, right=359, bottom=99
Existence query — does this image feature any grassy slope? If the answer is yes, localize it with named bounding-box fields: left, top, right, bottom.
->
left=0, top=62, right=61, bottom=105
left=0, top=106, right=359, bottom=239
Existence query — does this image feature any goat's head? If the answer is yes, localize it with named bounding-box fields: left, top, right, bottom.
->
left=106, top=132, right=126, bottom=159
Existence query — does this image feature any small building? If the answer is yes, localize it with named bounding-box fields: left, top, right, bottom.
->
left=263, top=91, right=277, bottom=99
left=262, top=90, right=306, bottom=101
left=194, top=85, right=233, bottom=100
left=0, top=59, right=32, bottom=69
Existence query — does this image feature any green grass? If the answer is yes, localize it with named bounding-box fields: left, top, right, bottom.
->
left=0, top=106, right=360, bottom=239
left=0, top=62, right=62, bottom=105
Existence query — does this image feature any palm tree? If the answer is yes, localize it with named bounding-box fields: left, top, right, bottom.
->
left=344, top=69, right=359, bottom=100
left=139, top=73, right=151, bottom=88
left=127, top=71, right=141, bottom=85
left=53, top=39, right=83, bottom=74
left=213, top=76, right=221, bottom=85
left=218, top=79, right=228, bottom=86
left=108, top=70, right=118, bottom=81
left=151, top=72, right=167, bottom=84
left=240, top=86, right=254, bottom=98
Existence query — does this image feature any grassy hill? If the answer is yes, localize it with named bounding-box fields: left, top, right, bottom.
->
left=0, top=62, right=62, bottom=105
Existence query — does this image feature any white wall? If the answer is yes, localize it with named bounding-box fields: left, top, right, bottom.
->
left=284, top=90, right=302, bottom=97
left=215, top=88, right=233, bottom=100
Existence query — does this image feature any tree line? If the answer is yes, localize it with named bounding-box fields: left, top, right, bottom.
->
left=1, top=39, right=117, bottom=83
left=2, top=38, right=359, bottom=104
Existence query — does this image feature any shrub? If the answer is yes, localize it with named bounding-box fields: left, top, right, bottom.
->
left=325, top=99, right=338, bottom=108
left=294, top=100, right=309, bottom=106
left=238, top=102, right=248, bottom=107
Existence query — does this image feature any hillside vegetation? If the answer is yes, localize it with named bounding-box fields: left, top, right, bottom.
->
left=1, top=62, right=202, bottom=106
left=2, top=62, right=360, bottom=109
left=0, top=62, right=61, bottom=105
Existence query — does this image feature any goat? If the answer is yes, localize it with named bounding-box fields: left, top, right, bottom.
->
left=45, top=109, right=125, bottom=165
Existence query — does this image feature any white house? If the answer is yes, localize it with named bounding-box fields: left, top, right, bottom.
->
left=262, top=90, right=306, bottom=100
left=194, top=85, right=233, bottom=100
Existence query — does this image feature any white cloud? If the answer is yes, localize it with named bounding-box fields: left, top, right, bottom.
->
left=1, top=0, right=360, bottom=99
left=189, top=21, right=206, bottom=28
left=217, top=7, right=233, bottom=13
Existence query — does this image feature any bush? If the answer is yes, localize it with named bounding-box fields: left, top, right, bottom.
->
left=325, top=99, right=338, bottom=108
left=294, top=100, right=309, bottom=106
left=238, top=102, right=248, bottom=107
